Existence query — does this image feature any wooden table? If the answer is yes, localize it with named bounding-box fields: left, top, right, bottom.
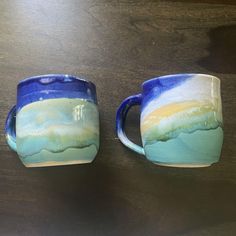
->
left=0, top=1, right=236, bottom=235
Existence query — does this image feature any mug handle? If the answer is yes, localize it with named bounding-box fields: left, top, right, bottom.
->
left=5, top=105, right=17, bottom=152
left=116, top=94, right=145, bottom=155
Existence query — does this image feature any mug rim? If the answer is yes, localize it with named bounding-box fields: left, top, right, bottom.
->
left=142, top=73, right=220, bottom=89
left=18, top=74, right=96, bottom=88
left=16, top=74, right=97, bottom=111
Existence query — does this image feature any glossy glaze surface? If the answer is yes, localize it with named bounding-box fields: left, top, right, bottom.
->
left=5, top=74, right=99, bottom=167
left=16, top=98, right=99, bottom=167
left=141, top=74, right=223, bottom=166
left=1, top=1, right=235, bottom=234
left=16, top=74, right=97, bottom=111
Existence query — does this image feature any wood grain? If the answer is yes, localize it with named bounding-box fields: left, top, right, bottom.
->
left=0, top=0, right=236, bottom=235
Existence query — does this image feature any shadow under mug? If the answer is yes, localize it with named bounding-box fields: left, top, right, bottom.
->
left=116, top=74, right=223, bottom=168
left=5, top=74, right=99, bottom=167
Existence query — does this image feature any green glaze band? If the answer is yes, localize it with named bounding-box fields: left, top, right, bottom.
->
left=116, top=73, right=224, bottom=168
left=16, top=98, right=99, bottom=167
left=140, top=74, right=223, bottom=167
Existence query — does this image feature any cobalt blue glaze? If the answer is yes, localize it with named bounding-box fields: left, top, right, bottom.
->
left=17, top=74, right=97, bottom=112
left=5, top=74, right=99, bottom=167
left=142, top=74, right=192, bottom=110
left=116, top=94, right=144, bottom=155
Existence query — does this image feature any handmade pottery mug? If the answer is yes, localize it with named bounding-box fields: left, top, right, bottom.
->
left=5, top=74, right=99, bottom=167
left=116, top=74, right=223, bottom=167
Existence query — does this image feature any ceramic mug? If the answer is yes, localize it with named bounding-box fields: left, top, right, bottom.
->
left=5, top=74, right=99, bottom=167
left=116, top=74, right=223, bottom=167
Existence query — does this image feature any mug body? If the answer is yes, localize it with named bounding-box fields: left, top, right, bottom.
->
left=15, top=74, right=99, bottom=167
left=140, top=74, right=223, bottom=167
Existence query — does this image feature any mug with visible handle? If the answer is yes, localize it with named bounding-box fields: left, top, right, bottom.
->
left=116, top=74, right=223, bottom=167
left=5, top=74, right=99, bottom=167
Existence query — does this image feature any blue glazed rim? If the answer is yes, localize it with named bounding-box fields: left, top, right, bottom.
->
left=141, top=73, right=220, bottom=109
left=16, top=74, right=97, bottom=111
left=142, top=73, right=220, bottom=93
left=19, top=74, right=90, bottom=85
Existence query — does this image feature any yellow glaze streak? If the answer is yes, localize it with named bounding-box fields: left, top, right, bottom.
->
left=141, top=101, right=216, bottom=133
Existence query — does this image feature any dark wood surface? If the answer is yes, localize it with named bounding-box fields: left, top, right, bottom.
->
left=0, top=0, right=236, bottom=235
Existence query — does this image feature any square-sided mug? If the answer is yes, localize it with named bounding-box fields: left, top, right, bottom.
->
left=5, top=74, right=99, bottom=167
left=116, top=74, right=223, bottom=167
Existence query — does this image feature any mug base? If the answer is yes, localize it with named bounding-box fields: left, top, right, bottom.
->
left=153, top=162, right=212, bottom=168
left=24, top=159, right=93, bottom=168
left=20, top=144, right=98, bottom=167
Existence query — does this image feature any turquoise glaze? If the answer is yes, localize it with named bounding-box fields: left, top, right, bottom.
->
left=116, top=74, right=223, bottom=167
left=5, top=75, right=99, bottom=167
